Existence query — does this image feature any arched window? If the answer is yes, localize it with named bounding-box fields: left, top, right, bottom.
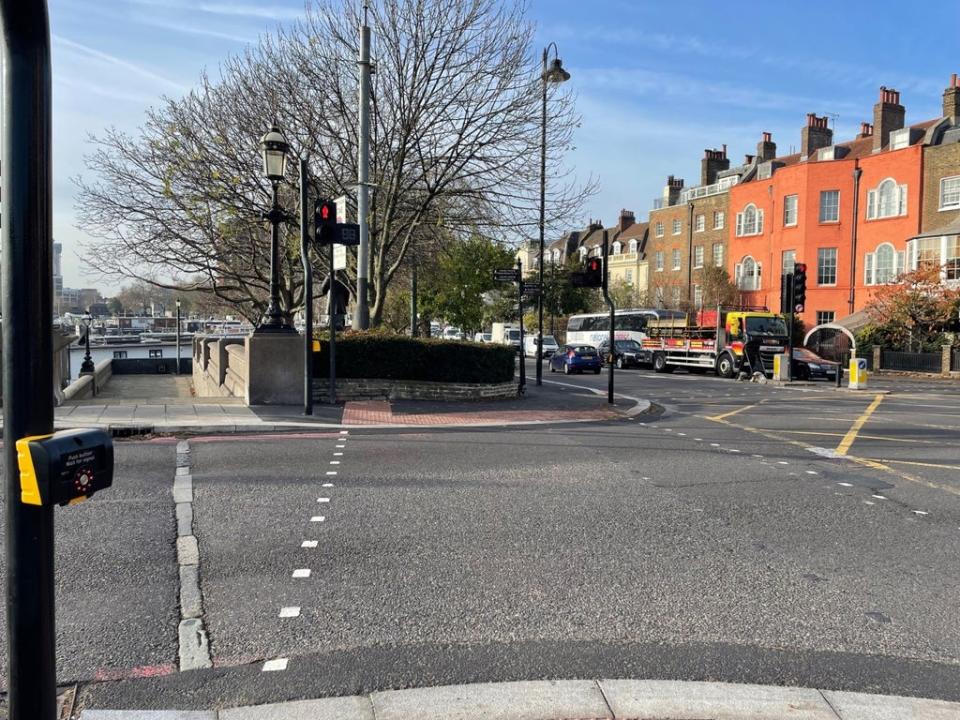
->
left=578, top=246, right=587, bottom=261
left=864, top=242, right=903, bottom=285
left=628, top=239, right=638, bottom=254
left=612, top=241, right=622, bottom=255
left=553, top=249, right=562, bottom=264
left=735, top=255, right=760, bottom=290
left=735, top=203, right=764, bottom=236
left=867, top=178, right=907, bottom=219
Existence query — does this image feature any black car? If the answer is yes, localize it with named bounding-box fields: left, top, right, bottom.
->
left=596, top=339, right=646, bottom=368
left=793, top=347, right=840, bottom=380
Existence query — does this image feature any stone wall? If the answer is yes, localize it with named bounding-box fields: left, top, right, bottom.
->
left=192, top=335, right=246, bottom=398
left=313, top=378, right=518, bottom=402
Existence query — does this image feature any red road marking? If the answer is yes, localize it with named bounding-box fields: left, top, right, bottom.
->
left=92, top=663, right=176, bottom=681
left=189, top=432, right=342, bottom=443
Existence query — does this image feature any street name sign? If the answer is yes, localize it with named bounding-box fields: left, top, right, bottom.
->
left=494, top=268, right=519, bottom=282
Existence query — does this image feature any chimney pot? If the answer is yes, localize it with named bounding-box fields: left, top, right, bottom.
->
left=874, top=85, right=905, bottom=151
left=801, top=113, right=833, bottom=159
left=762, top=131, right=771, bottom=142
left=744, top=154, right=754, bottom=164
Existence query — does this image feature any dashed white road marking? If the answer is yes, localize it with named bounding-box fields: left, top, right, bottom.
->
left=872, top=494, right=887, bottom=500
left=262, top=658, right=288, bottom=672
left=336, top=444, right=346, bottom=448
left=777, top=461, right=789, bottom=465
left=326, top=471, right=338, bottom=476
left=318, top=498, right=330, bottom=503
left=292, top=569, right=311, bottom=578
left=334, top=452, right=344, bottom=456
left=695, top=438, right=703, bottom=441
left=729, top=449, right=741, bottom=453
left=913, top=510, right=929, bottom=515
left=302, top=540, right=318, bottom=548
left=864, top=500, right=875, bottom=506
left=676, top=432, right=686, bottom=436
left=710, top=443, right=720, bottom=447
left=806, top=470, right=818, bottom=475
left=339, top=430, right=349, bottom=435
left=310, top=515, right=325, bottom=522
left=330, top=461, right=341, bottom=465
left=279, top=607, right=300, bottom=618
left=837, top=482, right=853, bottom=487
left=322, top=482, right=334, bottom=487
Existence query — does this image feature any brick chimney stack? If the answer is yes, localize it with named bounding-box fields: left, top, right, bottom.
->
left=857, top=122, right=874, bottom=139
left=618, top=209, right=635, bottom=233
left=756, top=131, right=776, bottom=162
left=800, top=113, right=833, bottom=160
left=873, top=86, right=905, bottom=151
left=663, top=175, right=684, bottom=206
left=700, top=145, right=730, bottom=186
left=944, top=74, right=960, bottom=123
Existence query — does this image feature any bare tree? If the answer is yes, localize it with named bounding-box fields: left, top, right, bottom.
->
left=74, top=0, right=594, bottom=327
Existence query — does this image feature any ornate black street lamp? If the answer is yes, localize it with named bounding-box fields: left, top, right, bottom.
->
left=80, top=310, right=95, bottom=373
left=537, top=43, right=570, bottom=386
left=257, top=124, right=295, bottom=333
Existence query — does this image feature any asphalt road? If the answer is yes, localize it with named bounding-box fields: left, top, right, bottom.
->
left=73, top=366, right=960, bottom=711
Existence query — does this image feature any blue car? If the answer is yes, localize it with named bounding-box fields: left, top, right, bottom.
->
left=550, top=344, right=602, bottom=375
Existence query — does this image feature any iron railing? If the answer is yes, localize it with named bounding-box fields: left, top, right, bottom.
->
left=880, top=349, right=941, bottom=373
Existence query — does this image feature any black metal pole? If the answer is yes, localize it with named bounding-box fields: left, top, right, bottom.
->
left=536, top=54, right=547, bottom=387
left=329, top=244, right=337, bottom=405
left=300, top=158, right=313, bottom=416
left=410, top=263, right=418, bottom=337
left=517, top=258, right=525, bottom=393
left=1, top=2, right=57, bottom=718
left=81, top=322, right=94, bottom=373
left=175, top=301, right=181, bottom=375
left=602, top=230, right=614, bottom=404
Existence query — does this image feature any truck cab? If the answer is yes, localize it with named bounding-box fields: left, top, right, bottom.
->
left=719, top=311, right=789, bottom=378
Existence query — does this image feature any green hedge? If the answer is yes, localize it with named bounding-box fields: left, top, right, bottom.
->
left=313, top=333, right=515, bottom=383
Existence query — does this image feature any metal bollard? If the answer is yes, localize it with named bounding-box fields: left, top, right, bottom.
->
left=836, top=354, right=844, bottom=388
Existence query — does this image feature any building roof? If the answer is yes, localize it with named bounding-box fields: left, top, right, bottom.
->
left=618, top=221, right=649, bottom=240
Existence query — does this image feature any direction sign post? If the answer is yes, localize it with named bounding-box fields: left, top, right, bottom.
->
left=493, top=268, right=520, bottom=283
left=517, top=258, right=525, bottom=393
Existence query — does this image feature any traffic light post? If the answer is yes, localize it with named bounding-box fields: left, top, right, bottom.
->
left=2, top=3, right=58, bottom=717
left=299, top=159, right=313, bottom=416
left=570, top=245, right=613, bottom=403
left=315, top=198, right=360, bottom=405
left=781, top=263, right=808, bottom=383
left=517, top=258, right=525, bottom=393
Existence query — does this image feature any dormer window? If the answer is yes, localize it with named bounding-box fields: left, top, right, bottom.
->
left=888, top=128, right=910, bottom=151
left=628, top=239, right=638, bottom=254
left=611, top=241, right=622, bottom=255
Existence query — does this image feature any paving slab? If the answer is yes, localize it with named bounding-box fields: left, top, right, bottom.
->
left=823, top=689, right=960, bottom=719
left=81, top=711, right=215, bottom=720
left=99, top=406, right=137, bottom=421
left=599, top=679, right=837, bottom=720
left=132, top=404, right=168, bottom=420
left=371, top=680, right=613, bottom=720
left=220, top=696, right=375, bottom=720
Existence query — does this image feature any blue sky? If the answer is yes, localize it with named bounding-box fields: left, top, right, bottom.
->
left=50, top=0, right=960, bottom=292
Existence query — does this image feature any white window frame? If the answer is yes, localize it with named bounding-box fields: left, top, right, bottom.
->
left=817, top=247, right=838, bottom=286
left=672, top=218, right=682, bottom=235
left=781, top=250, right=795, bottom=274
left=940, top=176, right=960, bottom=211
left=735, top=203, right=764, bottom=237
left=735, top=255, right=761, bottom=291
left=815, top=311, right=836, bottom=326
left=693, top=284, right=703, bottom=308
left=712, top=243, right=723, bottom=267
left=625, top=268, right=633, bottom=284
left=693, top=245, right=704, bottom=268
left=888, top=128, right=910, bottom=151
left=695, top=214, right=705, bottom=232
left=864, top=242, right=903, bottom=285
left=866, top=178, right=907, bottom=220
left=819, top=190, right=840, bottom=223
left=628, top=239, right=638, bottom=254
left=578, top=247, right=587, bottom=261
left=655, top=221, right=664, bottom=237
left=671, top=248, right=681, bottom=271
left=714, top=210, right=725, bottom=230
left=611, top=241, right=622, bottom=255
left=655, top=250, right=664, bottom=272
left=783, top=194, right=798, bottom=227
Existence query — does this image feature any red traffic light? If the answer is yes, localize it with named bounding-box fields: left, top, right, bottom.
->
left=587, top=258, right=602, bottom=272
left=320, top=204, right=331, bottom=220
left=794, top=263, right=807, bottom=274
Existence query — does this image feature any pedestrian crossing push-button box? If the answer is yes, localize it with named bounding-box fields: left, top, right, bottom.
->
left=16, top=429, right=114, bottom=506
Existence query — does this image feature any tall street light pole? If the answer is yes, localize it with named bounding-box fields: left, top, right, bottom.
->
left=80, top=310, right=95, bottom=374
left=537, top=43, right=570, bottom=386
left=356, top=1, right=372, bottom=329
left=257, top=124, right=294, bottom=333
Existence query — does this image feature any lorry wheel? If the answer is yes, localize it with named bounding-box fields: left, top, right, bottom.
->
left=716, top=354, right=735, bottom=378
left=653, top=353, right=671, bottom=373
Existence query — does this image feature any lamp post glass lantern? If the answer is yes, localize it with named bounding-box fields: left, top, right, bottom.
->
left=257, top=124, right=295, bottom=332
left=80, top=311, right=95, bottom=373
left=537, top=43, right=570, bottom=386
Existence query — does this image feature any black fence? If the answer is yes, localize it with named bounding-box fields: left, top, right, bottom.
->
left=111, top=358, right=192, bottom=375
left=880, top=349, right=941, bottom=373
left=953, top=348, right=960, bottom=372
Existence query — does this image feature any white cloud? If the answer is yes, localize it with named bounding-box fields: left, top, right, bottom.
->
left=53, top=34, right=189, bottom=93
left=126, top=0, right=303, bottom=20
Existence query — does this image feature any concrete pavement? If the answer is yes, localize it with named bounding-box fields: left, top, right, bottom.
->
left=78, top=679, right=960, bottom=719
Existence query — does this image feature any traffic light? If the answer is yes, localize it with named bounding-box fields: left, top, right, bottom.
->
left=315, top=199, right=337, bottom=244
left=780, top=272, right=794, bottom=314
left=792, top=262, right=807, bottom=312
left=570, top=257, right=604, bottom=288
